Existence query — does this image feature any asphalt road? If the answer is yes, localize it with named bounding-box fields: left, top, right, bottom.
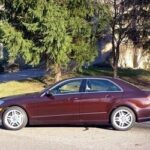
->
left=0, top=69, right=46, bottom=82
left=0, top=123, right=150, bottom=150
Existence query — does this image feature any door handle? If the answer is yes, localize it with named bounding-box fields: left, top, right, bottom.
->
left=68, top=97, right=79, bottom=101
left=73, top=97, right=79, bottom=100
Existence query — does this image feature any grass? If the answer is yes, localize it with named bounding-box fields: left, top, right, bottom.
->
left=0, top=67, right=149, bottom=98
left=0, top=79, right=45, bottom=98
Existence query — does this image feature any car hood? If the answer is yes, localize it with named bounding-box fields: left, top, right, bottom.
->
left=0, top=92, right=40, bottom=102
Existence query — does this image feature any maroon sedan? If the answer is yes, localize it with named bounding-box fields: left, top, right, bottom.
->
left=0, top=77, right=150, bottom=131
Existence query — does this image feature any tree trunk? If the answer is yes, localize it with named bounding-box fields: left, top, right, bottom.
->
left=111, top=16, right=119, bottom=78
left=112, top=53, right=118, bottom=78
left=54, top=64, right=62, bottom=82
left=113, top=62, right=118, bottom=78
left=46, top=59, right=50, bottom=72
left=112, top=45, right=120, bottom=78
left=133, top=45, right=138, bottom=68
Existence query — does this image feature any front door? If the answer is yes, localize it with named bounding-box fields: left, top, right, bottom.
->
left=28, top=79, right=83, bottom=125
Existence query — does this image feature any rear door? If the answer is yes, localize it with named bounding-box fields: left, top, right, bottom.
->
left=79, top=79, right=123, bottom=124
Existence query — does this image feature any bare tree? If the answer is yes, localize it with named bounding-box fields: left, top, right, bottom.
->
left=110, top=0, right=132, bottom=77
left=109, top=0, right=149, bottom=77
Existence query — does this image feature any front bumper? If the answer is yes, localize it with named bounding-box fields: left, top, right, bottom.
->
left=0, top=108, right=4, bottom=126
left=137, top=107, right=150, bottom=123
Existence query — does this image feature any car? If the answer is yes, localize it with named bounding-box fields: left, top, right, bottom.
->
left=0, top=77, right=149, bottom=131
left=5, top=63, right=20, bottom=73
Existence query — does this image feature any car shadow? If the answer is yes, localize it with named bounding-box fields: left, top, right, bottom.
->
left=1, top=123, right=150, bottom=131
left=25, top=124, right=113, bottom=131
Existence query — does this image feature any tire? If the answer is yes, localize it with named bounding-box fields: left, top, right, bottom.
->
left=2, top=106, right=28, bottom=130
left=111, top=107, right=136, bottom=131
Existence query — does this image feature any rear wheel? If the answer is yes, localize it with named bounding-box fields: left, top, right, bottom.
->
left=2, top=106, right=28, bottom=130
left=111, top=107, right=135, bottom=131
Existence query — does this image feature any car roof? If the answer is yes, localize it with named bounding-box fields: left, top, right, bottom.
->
left=63, top=76, right=114, bottom=80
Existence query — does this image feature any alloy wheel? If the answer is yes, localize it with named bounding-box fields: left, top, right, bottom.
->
left=111, top=107, right=135, bottom=131
left=4, top=110, right=23, bottom=129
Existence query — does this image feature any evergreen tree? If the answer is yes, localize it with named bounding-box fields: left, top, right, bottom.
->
left=0, top=0, right=110, bottom=81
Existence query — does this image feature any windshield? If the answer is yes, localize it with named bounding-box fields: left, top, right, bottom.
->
left=40, top=83, right=56, bottom=94
left=40, top=80, right=63, bottom=94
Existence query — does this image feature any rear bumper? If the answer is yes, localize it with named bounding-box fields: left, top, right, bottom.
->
left=137, top=107, right=150, bottom=123
left=138, top=117, right=150, bottom=123
left=0, top=119, right=2, bottom=126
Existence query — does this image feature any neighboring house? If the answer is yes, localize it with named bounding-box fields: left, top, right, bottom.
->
left=0, top=4, right=4, bottom=11
left=119, top=43, right=150, bottom=70
left=93, top=35, right=150, bottom=70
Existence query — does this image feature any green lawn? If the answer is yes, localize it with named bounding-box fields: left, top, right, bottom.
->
left=0, top=79, right=44, bottom=98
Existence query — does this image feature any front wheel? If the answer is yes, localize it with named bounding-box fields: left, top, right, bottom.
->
left=2, top=106, right=28, bottom=130
left=111, top=107, right=136, bottom=131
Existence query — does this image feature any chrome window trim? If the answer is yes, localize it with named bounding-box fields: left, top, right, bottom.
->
left=41, top=78, right=83, bottom=97
left=85, top=78, right=123, bottom=93
left=41, top=77, right=124, bottom=97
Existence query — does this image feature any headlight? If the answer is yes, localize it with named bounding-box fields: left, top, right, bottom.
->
left=0, top=100, right=5, bottom=105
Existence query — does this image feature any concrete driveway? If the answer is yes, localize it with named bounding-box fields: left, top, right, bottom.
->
left=0, top=123, right=150, bottom=150
left=0, top=69, right=46, bottom=82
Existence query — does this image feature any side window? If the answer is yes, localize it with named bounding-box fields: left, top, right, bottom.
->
left=85, top=79, right=121, bottom=92
left=51, top=80, right=82, bottom=94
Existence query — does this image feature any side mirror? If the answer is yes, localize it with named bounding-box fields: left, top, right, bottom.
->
left=45, top=91, right=54, bottom=98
